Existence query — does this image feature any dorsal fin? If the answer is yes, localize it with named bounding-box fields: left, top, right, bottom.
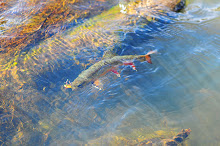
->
left=102, top=49, right=116, bottom=60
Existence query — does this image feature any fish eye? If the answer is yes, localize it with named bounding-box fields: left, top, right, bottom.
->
left=77, top=84, right=83, bottom=88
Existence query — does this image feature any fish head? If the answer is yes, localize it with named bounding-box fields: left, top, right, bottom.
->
left=70, top=80, right=86, bottom=90
left=64, top=79, right=84, bottom=90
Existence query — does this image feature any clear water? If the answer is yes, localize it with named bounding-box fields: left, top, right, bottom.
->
left=0, top=0, right=220, bottom=145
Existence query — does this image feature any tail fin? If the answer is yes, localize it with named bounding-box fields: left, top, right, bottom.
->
left=145, top=50, right=157, bottom=64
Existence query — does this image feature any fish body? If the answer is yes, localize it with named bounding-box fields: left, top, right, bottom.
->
left=64, top=50, right=156, bottom=90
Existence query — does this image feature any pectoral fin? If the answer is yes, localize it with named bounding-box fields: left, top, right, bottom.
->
left=92, top=79, right=102, bottom=90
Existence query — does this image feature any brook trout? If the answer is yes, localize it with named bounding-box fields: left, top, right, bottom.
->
left=64, top=50, right=157, bottom=90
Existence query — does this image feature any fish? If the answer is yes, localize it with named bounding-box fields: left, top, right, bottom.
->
left=64, top=50, right=157, bottom=90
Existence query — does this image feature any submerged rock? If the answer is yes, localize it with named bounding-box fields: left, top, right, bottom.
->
left=138, top=128, right=191, bottom=146
left=87, top=128, right=191, bottom=146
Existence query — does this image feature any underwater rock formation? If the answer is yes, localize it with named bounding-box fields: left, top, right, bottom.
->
left=138, top=128, right=191, bottom=146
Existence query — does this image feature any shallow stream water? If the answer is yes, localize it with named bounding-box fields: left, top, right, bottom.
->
left=0, top=0, right=220, bottom=145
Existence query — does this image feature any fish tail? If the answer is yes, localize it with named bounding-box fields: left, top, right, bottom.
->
left=145, top=50, right=157, bottom=64
left=145, top=55, right=152, bottom=64
left=146, top=50, right=157, bottom=55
